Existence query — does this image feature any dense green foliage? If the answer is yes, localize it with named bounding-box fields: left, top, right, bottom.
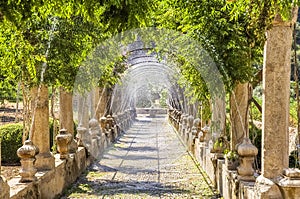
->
left=0, top=0, right=297, bottom=102
left=0, top=1, right=298, bottom=161
left=0, top=123, right=23, bottom=164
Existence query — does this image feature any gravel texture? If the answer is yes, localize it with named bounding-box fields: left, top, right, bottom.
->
left=61, top=115, right=220, bottom=199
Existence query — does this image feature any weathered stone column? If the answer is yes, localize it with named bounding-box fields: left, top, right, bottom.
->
left=211, top=96, right=226, bottom=141
left=255, top=12, right=297, bottom=198
left=59, top=88, right=74, bottom=135
left=59, top=87, right=77, bottom=153
left=230, top=82, right=250, bottom=150
left=31, top=84, right=55, bottom=170
left=261, top=16, right=293, bottom=179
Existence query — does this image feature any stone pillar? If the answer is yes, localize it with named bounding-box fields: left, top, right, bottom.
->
left=59, top=88, right=74, bottom=135
left=31, top=84, right=55, bottom=170
left=59, top=88, right=77, bottom=153
left=230, top=82, right=250, bottom=150
left=211, top=96, right=226, bottom=141
left=255, top=12, right=297, bottom=198
left=261, top=16, right=294, bottom=179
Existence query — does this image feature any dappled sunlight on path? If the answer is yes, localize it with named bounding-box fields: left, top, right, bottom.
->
left=61, top=115, right=220, bottom=198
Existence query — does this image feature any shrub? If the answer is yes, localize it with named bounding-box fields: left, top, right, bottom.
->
left=0, top=123, right=23, bottom=164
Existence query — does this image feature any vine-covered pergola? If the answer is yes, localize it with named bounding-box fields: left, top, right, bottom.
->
left=1, top=1, right=300, bottom=198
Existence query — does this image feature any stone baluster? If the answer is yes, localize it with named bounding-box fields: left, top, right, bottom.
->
left=17, top=140, right=39, bottom=182
left=56, top=129, right=72, bottom=159
left=186, top=115, right=194, bottom=144
left=200, top=125, right=210, bottom=142
left=100, top=117, right=110, bottom=142
left=237, top=138, right=258, bottom=181
left=113, top=114, right=120, bottom=137
left=176, top=111, right=182, bottom=131
left=89, top=118, right=102, bottom=158
left=76, top=124, right=88, bottom=147
left=180, top=115, right=188, bottom=137
left=189, top=118, right=200, bottom=153
left=106, top=115, right=115, bottom=142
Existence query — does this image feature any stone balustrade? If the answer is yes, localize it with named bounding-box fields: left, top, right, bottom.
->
left=2, top=108, right=136, bottom=199
left=168, top=108, right=261, bottom=199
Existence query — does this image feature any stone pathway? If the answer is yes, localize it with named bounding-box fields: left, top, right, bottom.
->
left=61, top=115, right=220, bottom=199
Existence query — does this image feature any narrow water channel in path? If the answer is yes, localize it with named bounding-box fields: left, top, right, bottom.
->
left=61, top=115, right=219, bottom=199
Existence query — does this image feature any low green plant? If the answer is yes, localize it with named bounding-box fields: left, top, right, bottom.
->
left=224, top=149, right=239, bottom=161
left=0, top=123, right=23, bottom=164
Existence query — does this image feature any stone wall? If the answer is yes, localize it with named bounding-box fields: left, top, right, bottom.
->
left=8, top=147, right=88, bottom=199
left=168, top=109, right=300, bottom=199
left=4, top=109, right=134, bottom=199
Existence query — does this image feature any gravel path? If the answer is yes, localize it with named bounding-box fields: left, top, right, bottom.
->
left=61, top=115, right=220, bottom=199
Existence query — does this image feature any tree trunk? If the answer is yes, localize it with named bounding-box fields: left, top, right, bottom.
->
left=230, top=82, right=251, bottom=150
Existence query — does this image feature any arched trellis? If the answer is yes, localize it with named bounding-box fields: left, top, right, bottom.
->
left=73, top=27, right=226, bottom=137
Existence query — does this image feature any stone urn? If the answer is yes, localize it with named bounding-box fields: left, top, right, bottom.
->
left=100, top=117, right=107, bottom=130
left=89, top=118, right=101, bottom=138
left=17, top=140, right=39, bottom=182
left=107, top=115, right=113, bottom=129
left=56, top=129, right=72, bottom=159
left=237, top=137, right=258, bottom=181
left=200, top=125, right=210, bottom=142
left=100, top=116, right=109, bottom=137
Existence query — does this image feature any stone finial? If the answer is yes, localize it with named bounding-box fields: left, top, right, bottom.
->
left=89, top=118, right=101, bottom=138
left=100, top=116, right=107, bottom=130
left=193, top=118, right=201, bottom=137
left=237, top=137, right=258, bottom=181
left=187, top=115, right=194, bottom=131
left=17, top=140, right=38, bottom=182
left=106, top=115, right=113, bottom=129
left=200, top=125, right=210, bottom=142
left=56, top=129, right=72, bottom=159
left=76, top=125, right=87, bottom=147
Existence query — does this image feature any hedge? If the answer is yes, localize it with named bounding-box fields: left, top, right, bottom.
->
left=1, top=119, right=77, bottom=164
left=0, top=123, right=23, bottom=164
